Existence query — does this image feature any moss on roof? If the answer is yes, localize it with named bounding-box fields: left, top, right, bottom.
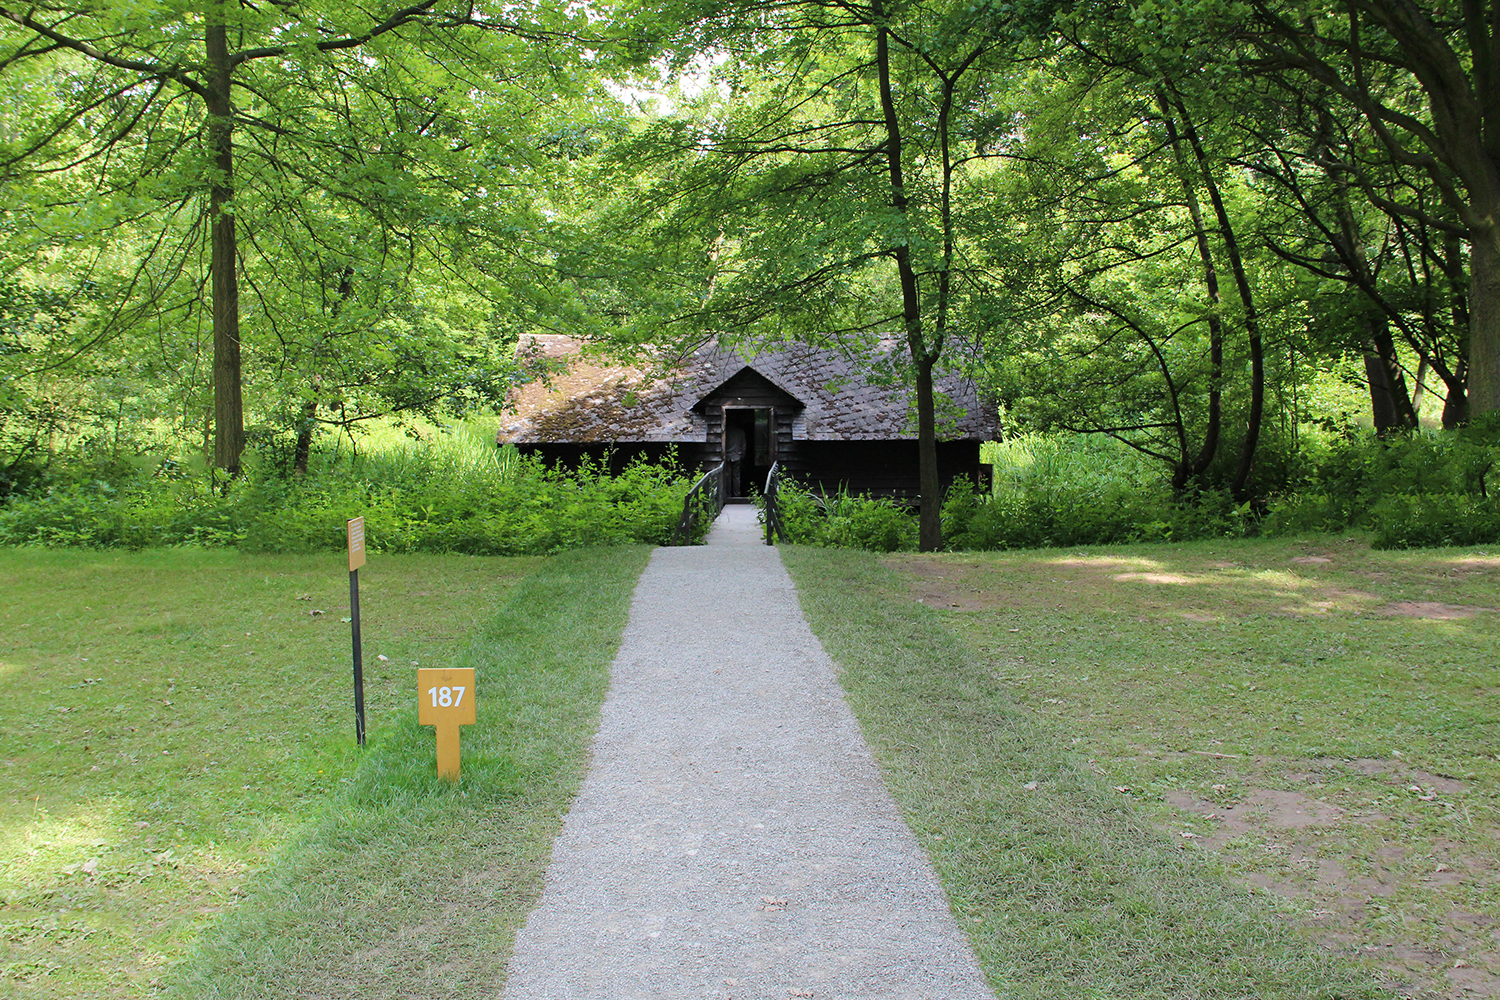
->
left=496, top=335, right=998, bottom=444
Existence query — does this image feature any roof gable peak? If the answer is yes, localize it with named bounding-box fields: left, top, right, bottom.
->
left=692, top=364, right=805, bottom=412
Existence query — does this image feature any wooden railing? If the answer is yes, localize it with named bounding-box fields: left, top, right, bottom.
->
left=763, top=461, right=787, bottom=545
left=672, top=463, right=726, bottom=545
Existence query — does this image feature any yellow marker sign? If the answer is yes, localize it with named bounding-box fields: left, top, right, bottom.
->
left=417, top=667, right=476, bottom=780
left=347, top=516, right=366, bottom=572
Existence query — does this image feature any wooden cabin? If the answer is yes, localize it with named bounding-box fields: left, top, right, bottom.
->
left=495, top=334, right=998, bottom=500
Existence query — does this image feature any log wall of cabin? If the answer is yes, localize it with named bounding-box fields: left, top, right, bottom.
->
left=703, top=407, right=723, bottom=466
left=514, top=438, right=985, bottom=502
left=784, top=440, right=984, bottom=500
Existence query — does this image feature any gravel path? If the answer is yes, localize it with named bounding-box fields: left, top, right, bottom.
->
left=500, top=505, right=995, bottom=1000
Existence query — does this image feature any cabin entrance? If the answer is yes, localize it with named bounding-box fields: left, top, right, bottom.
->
left=722, top=407, right=775, bottom=499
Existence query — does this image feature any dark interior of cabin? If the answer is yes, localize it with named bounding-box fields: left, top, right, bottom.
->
left=722, top=407, right=775, bottom=499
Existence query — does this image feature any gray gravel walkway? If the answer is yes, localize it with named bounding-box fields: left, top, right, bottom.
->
left=500, top=505, right=995, bottom=1000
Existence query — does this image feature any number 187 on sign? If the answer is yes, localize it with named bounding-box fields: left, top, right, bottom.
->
left=427, top=684, right=466, bottom=708
left=417, top=667, right=476, bottom=780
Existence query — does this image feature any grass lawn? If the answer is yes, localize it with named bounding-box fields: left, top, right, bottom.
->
left=0, top=545, right=650, bottom=998
left=784, top=536, right=1499, bottom=1000
left=8, top=534, right=1494, bottom=999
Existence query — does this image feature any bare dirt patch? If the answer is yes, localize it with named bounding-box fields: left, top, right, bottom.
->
left=1279, top=586, right=1383, bottom=616
left=1162, top=763, right=1498, bottom=999
left=1165, top=787, right=1342, bottom=848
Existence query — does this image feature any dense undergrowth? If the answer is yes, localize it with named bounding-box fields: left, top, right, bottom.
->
left=4, top=420, right=1499, bottom=554
left=773, top=425, right=1500, bottom=552
left=0, top=437, right=710, bottom=553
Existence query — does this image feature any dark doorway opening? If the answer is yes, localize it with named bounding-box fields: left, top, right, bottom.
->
left=722, top=407, right=774, bottom=498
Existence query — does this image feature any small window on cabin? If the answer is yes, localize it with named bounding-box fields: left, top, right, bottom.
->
left=754, top=410, right=772, bottom=465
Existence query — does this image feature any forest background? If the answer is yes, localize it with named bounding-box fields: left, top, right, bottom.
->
left=3, top=0, right=1500, bottom=554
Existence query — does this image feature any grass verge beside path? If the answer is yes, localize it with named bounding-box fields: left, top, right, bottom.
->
left=782, top=545, right=1387, bottom=1000
left=1, top=548, right=539, bottom=997
left=0, top=545, right=650, bottom=998
left=163, top=544, right=651, bottom=998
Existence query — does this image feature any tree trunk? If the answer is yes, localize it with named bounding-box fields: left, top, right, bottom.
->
left=1364, top=338, right=1400, bottom=432
left=1316, top=108, right=1418, bottom=435
left=292, top=400, right=317, bottom=475
left=1411, top=354, right=1429, bottom=418
left=1168, top=88, right=1264, bottom=499
left=1470, top=228, right=1500, bottom=418
left=206, top=16, right=244, bottom=477
left=1364, top=314, right=1419, bottom=433
left=873, top=9, right=941, bottom=550
left=1159, top=96, right=1222, bottom=488
left=1444, top=357, right=1470, bottom=428
left=293, top=268, right=352, bottom=475
left=913, top=353, right=941, bottom=549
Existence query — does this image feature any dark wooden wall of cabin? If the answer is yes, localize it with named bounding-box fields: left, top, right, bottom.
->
left=784, top=440, right=985, bottom=501
left=514, top=438, right=986, bottom=502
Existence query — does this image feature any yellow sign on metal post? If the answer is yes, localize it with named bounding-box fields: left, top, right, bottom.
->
left=347, top=516, right=367, bottom=746
left=347, top=516, right=366, bottom=572
left=417, top=667, right=476, bottom=780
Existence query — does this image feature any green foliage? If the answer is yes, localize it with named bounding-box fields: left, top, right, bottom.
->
left=767, top=435, right=1259, bottom=554
left=1367, top=494, right=1500, bottom=549
left=950, top=435, right=1250, bottom=550
left=985, top=434, right=1161, bottom=494
left=0, top=445, right=706, bottom=554
left=941, top=479, right=1248, bottom=550
left=964, top=427, right=1500, bottom=551
left=0, top=0, right=647, bottom=476
left=767, top=479, right=919, bottom=552
left=1263, top=424, right=1500, bottom=546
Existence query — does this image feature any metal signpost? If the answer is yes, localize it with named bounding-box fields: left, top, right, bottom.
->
left=417, top=667, right=476, bottom=780
left=347, top=516, right=367, bottom=747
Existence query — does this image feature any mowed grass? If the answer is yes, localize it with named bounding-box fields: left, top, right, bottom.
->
left=0, top=546, right=650, bottom=998
left=783, top=538, right=1499, bottom=1000
left=889, top=537, right=1500, bottom=999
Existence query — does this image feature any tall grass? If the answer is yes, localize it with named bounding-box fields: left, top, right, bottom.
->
left=983, top=433, right=1161, bottom=496
left=0, top=418, right=707, bottom=552
left=323, top=418, right=520, bottom=482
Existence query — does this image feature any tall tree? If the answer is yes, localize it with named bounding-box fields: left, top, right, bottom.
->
left=992, top=9, right=1291, bottom=496
left=987, top=59, right=1256, bottom=493
left=606, top=0, right=1024, bottom=549
left=1238, top=0, right=1500, bottom=419
left=0, top=0, right=582, bottom=475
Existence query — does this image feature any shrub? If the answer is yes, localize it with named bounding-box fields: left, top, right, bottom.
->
left=766, top=480, right=918, bottom=552
left=942, top=479, right=1247, bottom=551
left=1369, top=494, right=1500, bottom=549
left=822, top=494, right=918, bottom=552
left=1267, top=426, right=1500, bottom=528
left=0, top=445, right=704, bottom=554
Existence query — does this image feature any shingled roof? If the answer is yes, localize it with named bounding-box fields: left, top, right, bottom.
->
left=496, top=334, right=998, bottom=444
